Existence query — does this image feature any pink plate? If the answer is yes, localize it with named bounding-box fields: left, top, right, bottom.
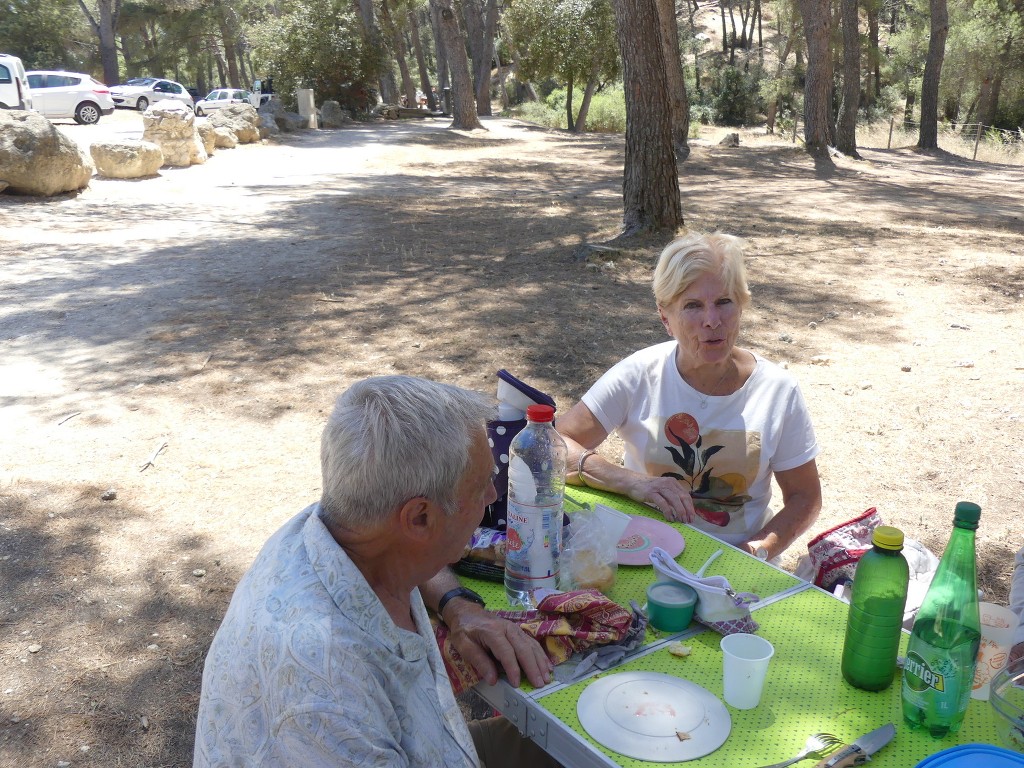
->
left=617, top=516, right=685, bottom=566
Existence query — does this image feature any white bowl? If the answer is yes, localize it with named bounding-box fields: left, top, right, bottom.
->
left=990, top=656, right=1024, bottom=753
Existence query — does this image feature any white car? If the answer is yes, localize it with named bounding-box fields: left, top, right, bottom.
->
left=0, top=53, right=32, bottom=110
left=110, top=77, right=194, bottom=111
left=26, top=70, right=114, bottom=124
left=194, top=88, right=255, bottom=116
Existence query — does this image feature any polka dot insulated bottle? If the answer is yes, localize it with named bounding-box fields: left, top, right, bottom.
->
left=901, top=502, right=982, bottom=737
left=841, top=526, right=910, bottom=691
left=503, top=404, right=566, bottom=608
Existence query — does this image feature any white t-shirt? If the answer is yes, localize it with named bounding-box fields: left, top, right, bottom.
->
left=581, top=340, right=819, bottom=545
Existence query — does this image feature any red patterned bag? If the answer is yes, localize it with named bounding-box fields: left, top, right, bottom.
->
left=804, top=507, right=882, bottom=590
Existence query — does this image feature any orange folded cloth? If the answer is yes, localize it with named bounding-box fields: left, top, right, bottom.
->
left=434, top=589, right=634, bottom=695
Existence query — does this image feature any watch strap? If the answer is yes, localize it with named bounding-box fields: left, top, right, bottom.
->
left=437, top=586, right=486, bottom=617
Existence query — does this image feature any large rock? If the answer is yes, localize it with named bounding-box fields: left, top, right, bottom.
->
left=320, top=100, right=351, bottom=129
left=258, top=112, right=280, bottom=139
left=212, top=126, right=238, bottom=148
left=90, top=139, right=164, bottom=179
left=196, top=121, right=217, bottom=155
left=141, top=102, right=207, bottom=167
left=259, top=97, right=307, bottom=132
left=207, top=104, right=261, bottom=144
left=0, top=110, right=93, bottom=195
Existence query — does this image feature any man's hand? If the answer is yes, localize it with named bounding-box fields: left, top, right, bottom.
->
left=442, top=599, right=552, bottom=689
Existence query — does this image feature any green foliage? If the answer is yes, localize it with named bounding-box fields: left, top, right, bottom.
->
left=513, top=84, right=626, bottom=132
left=0, top=0, right=90, bottom=71
left=248, top=0, right=380, bottom=109
left=708, top=65, right=762, bottom=126
left=502, top=0, right=618, bottom=91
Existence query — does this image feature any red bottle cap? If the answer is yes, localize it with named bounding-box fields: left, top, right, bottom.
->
left=526, top=404, right=555, bottom=422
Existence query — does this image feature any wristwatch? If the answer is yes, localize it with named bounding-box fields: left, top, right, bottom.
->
left=437, top=586, right=486, bottom=617
left=753, top=545, right=769, bottom=560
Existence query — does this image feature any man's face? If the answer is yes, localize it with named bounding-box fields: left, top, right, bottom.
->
left=441, top=426, right=497, bottom=564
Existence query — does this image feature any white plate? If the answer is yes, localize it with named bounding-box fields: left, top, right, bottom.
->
left=577, top=671, right=731, bottom=762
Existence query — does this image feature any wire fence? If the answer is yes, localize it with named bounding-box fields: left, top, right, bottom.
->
left=785, top=114, right=1024, bottom=165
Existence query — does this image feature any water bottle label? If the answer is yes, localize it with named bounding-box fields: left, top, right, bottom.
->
left=902, top=639, right=974, bottom=716
left=505, top=500, right=561, bottom=584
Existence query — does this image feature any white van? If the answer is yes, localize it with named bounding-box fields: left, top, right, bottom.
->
left=0, top=53, right=33, bottom=110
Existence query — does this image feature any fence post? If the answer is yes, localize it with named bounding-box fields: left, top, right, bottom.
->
left=973, top=123, right=983, bottom=160
left=888, top=116, right=894, bottom=149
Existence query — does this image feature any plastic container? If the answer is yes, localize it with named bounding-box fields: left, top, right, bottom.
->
left=841, top=525, right=910, bottom=691
left=902, top=501, right=982, bottom=737
left=503, top=404, right=567, bottom=608
left=990, top=656, right=1024, bottom=753
left=913, top=743, right=1024, bottom=766
left=646, top=581, right=697, bottom=632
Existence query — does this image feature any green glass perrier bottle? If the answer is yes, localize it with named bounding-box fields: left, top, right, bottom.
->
left=901, top=501, right=982, bottom=737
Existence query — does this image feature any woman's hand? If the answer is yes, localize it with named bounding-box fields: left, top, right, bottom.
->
left=625, top=475, right=696, bottom=524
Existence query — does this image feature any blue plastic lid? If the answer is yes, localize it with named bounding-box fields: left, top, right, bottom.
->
left=914, top=743, right=1024, bottom=767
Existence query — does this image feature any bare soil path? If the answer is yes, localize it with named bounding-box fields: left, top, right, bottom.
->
left=2, top=116, right=1022, bottom=767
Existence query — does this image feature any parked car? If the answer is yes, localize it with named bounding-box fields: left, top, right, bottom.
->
left=26, top=70, right=114, bottom=124
left=0, top=53, right=32, bottom=110
left=194, top=88, right=254, bottom=116
left=109, top=77, right=194, bottom=111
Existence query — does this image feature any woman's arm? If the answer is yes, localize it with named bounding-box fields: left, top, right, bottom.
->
left=558, top=402, right=696, bottom=523
left=743, top=459, right=822, bottom=561
left=1009, top=545, right=1024, bottom=664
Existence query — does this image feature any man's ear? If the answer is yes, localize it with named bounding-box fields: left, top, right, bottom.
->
left=397, top=496, right=443, bottom=543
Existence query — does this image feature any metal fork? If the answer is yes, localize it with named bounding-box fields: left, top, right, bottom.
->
left=755, top=732, right=844, bottom=768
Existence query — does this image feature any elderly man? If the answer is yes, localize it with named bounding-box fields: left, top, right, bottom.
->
left=194, top=376, right=559, bottom=767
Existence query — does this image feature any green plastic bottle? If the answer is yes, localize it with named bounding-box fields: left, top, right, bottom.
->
left=841, top=526, right=910, bottom=691
left=901, top=501, right=982, bottom=737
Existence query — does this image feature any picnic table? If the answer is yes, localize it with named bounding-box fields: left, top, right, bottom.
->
left=460, top=488, right=1003, bottom=767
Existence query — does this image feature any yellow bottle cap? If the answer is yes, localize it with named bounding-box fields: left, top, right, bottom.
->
left=872, top=525, right=904, bottom=550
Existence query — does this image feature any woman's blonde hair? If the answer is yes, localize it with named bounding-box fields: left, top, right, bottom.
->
left=652, top=231, right=751, bottom=308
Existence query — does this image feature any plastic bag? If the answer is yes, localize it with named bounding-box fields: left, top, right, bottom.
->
left=560, top=507, right=619, bottom=594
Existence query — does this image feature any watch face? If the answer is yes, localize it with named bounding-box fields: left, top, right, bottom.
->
left=754, top=547, right=769, bottom=560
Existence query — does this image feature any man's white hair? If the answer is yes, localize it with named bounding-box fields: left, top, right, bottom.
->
left=319, top=376, right=494, bottom=529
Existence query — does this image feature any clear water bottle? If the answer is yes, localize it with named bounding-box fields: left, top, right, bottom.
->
left=503, top=404, right=566, bottom=608
left=841, top=526, right=910, bottom=691
left=902, top=501, right=982, bottom=737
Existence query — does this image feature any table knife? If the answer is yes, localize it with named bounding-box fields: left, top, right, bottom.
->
left=811, top=723, right=896, bottom=768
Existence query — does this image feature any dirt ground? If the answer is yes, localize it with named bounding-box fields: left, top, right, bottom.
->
left=2, top=113, right=1022, bottom=767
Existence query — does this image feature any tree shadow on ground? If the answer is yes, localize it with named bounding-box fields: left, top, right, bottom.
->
left=0, top=482, right=239, bottom=768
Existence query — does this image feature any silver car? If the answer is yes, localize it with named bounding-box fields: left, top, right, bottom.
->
left=110, top=77, right=194, bottom=111
left=26, top=70, right=115, bottom=124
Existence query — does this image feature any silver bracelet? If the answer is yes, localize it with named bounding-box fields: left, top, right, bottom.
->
left=577, top=449, right=597, bottom=487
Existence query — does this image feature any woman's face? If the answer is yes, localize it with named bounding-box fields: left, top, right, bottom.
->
left=658, top=270, right=743, bottom=368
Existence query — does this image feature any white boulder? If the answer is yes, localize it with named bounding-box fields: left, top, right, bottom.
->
left=89, top=140, right=164, bottom=179
left=0, top=110, right=93, bottom=195
left=142, top=102, right=207, bottom=167
left=208, top=104, right=261, bottom=144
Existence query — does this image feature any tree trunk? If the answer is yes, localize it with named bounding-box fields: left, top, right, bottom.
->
left=797, top=0, right=835, bottom=157
left=507, top=42, right=538, bottom=101
left=76, top=0, right=121, bottom=86
left=381, top=0, right=417, bottom=105
left=866, top=0, right=880, bottom=104
left=409, top=9, right=437, bottom=111
left=359, top=0, right=398, bottom=104
left=475, top=0, right=500, bottom=115
left=461, top=0, right=485, bottom=92
left=917, top=0, right=947, bottom=149
left=494, top=44, right=510, bottom=110
left=720, top=2, right=728, bottom=52
left=656, top=0, right=691, bottom=159
left=566, top=73, right=576, bottom=131
left=612, top=0, right=683, bottom=236
left=765, top=32, right=794, bottom=134
left=573, top=59, right=601, bottom=132
left=903, top=79, right=915, bottom=129
left=212, top=0, right=241, bottom=88
left=429, top=5, right=451, bottom=93
left=835, top=0, right=860, bottom=157
left=430, top=0, right=484, bottom=129
left=688, top=1, right=701, bottom=93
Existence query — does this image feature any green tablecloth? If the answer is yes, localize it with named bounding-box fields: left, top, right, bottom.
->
left=460, top=488, right=1002, bottom=766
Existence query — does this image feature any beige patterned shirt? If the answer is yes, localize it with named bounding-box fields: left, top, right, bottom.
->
left=194, top=505, right=480, bottom=767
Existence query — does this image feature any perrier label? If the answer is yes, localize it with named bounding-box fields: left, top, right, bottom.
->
left=904, top=651, right=946, bottom=693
